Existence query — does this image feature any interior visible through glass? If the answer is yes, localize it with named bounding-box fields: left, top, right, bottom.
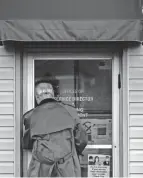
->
left=34, top=59, right=112, bottom=177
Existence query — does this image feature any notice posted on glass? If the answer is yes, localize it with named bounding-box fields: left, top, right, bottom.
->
left=88, top=154, right=110, bottom=177
left=81, top=117, right=112, bottom=145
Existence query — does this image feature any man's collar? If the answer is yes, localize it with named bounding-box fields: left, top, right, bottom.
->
left=39, top=98, right=57, bottom=106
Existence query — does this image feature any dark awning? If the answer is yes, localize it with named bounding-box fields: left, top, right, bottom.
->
left=0, top=20, right=142, bottom=42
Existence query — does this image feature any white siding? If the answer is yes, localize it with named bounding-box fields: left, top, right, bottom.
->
left=0, top=47, right=15, bottom=176
left=129, top=46, right=143, bottom=177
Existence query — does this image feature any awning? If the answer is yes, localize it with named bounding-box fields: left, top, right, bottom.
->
left=0, top=20, right=142, bottom=42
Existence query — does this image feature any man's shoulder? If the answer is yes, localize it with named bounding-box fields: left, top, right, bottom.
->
left=23, top=108, right=34, bottom=119
left=62, top=102, right=75, bottom=108
left=60, top=102, right=79, bottom=120
left=61, top=102, right=77, bottom=112
left=23, top=108, right=35, bottom=126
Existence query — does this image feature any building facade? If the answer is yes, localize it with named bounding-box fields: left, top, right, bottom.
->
left=0, top=19, right=143, bottom=177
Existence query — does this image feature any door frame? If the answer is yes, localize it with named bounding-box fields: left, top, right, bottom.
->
left=23, top=50, right=120, bottom=177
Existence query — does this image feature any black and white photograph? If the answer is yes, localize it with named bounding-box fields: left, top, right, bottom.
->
left=0, top=0, right=142, bottom=177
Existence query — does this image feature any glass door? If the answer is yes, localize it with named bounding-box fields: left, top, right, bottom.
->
left=23, top=53, right=120, bottom=177
left=77, top=60, right=112, bottom=177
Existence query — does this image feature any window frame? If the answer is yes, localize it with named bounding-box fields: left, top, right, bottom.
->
left=22, top=50, right=120, bottom=177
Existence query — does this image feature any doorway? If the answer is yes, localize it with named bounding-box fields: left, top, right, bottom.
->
left=23, top=51, right=120, bottom=177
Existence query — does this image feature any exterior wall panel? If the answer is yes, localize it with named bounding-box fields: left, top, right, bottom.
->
left=0, top=163, right=14, bottom=174
left=130, top=127, right=143, bottom=138
left=0, top=151, right=14, bottom=161
left=129, top=103, right=143, bottom=114
left=130, top=56, right=143, bottom=67
left=130, top=139, right=143, bottom=150
left=129, top=79, right=143, bottom=90
left=0, top=92, right=14, bottom=102
left=0, top=68, right=14, bottom=79
left=129, top=46, right=143, bottom=177
left=0, top=47, right=15, bottom=176
left=0, top=56, right=14, bottom=67
left=0, top=174, right=14, bottom=177
left=0, top=139, right=14, bottom=150
left=0, top=104, right=14, bottom=114
left=130, top=115, right=143, bottom=127
left=130, top=151, right=143, bottom=162
left=0, top=80, right=14, bottom=91
left=129, top=91, right=143, bottom=102
left=129, top=68, right=143, bottom=79
left=130, top=175, right=143, bottom=178
left=0, top=127, right=14, bottom=138
left=0, top=115, right=14, bottom=126
left=130, top=162, right=143, bottom=174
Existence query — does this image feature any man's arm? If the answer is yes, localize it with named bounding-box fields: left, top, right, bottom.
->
left=22, top=109, right=34, bottom=150
left=60, top=103, right=88, bottom=155
left=73, top=116, right=88, bottom=155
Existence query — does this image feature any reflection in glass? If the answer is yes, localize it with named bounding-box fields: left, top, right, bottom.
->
left=34, top=59, right=113, bottom=177
left=35, top=60, right=75, bottom=106
left=78, top=60, right=112, bottom=113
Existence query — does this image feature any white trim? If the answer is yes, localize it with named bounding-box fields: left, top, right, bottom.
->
left=34, top=57, right=112, bottom=60
left=122, top=49, right=129, bottom=177
left=23, top=55, right=34, bottom=169
left=32, top=53, right=112, bottom=60
left=13, top=47, right=19, bottom=177
left=23, top=53, right=33, bottom=174
left=15, top=51, right=21, bottom=177
left=112, top=53, right=120, bottom=177
left=23, top=54, right=34, bottom=111
left=27, top=57, right=35, bottom=110
left=86, top=145, right=112, bottom=149
left=23, top=51, right=120, bottom=176
left=23, top=52, right=28, bottom=114
left=27, top=57, right=34, bottom=167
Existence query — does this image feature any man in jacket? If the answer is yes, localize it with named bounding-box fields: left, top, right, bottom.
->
left=22, top=77, right=88, bottom=177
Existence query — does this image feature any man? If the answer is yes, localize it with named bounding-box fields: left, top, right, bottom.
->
left=22, top=77, right=88, bottom=177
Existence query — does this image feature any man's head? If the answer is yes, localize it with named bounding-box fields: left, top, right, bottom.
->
left=35, top=77, right=59, bottom=105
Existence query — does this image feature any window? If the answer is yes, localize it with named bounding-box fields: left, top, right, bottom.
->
left=23, top=52, right=120, bottom=177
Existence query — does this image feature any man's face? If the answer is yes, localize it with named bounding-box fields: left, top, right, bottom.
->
left=35, top=82, right=54, bottom=104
